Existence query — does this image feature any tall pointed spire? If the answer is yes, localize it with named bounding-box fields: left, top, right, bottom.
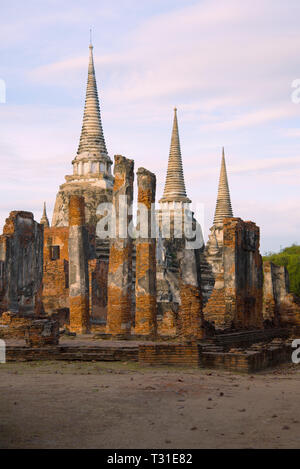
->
left=213, top=148, right=233, bottom=225
left=40, top=202, right=49, bottom=228
left=76, top=42, right=108, bottom=157
left=160, top=108, right=191, bottom=203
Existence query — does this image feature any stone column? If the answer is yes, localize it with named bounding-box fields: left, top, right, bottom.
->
left=178, top=247, right=205, bottom=341
left=68, top=195, right=90, bottom=334
left=135, top=168, right=157, bottom=336
left=106, top=155, right=134, bottom=336
left=223, top=218, right=263, bottom=329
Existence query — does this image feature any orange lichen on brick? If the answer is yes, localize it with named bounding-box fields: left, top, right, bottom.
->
left=135, top=243, right=155, bottom=277
left=113, top=173, right=125, bottom=193
left=69, top=195, right=85, bottom=226
left=135, top=295, right=157, bottom=335
left=44, top=226, right=69, bottom=261
left=137, top=188, right=153, bottom=209
left=106, top=155, right=134, bottom=336
left=203, top=272, right=226, bottom=327
left=157, top=310, right=177, bottom=337
left=69, top=295, right=90, bottom=333
left=135, top=168, right=157, bottom=336
left=135, top=242, right=157, bottom=335
left=42, top=226, right=69, bottom=314
left=108, top=244, right=132, bottom=274
left=106, top=285, right=132, bottom=334
left=179, top=283, right=204, bottom=340
left=0, top=313, right=32, bottom=339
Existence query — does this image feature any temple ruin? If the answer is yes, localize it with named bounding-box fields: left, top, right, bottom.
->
left=1, top=42, right=300, bottom=372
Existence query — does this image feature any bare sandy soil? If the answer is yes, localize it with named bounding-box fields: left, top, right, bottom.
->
left=1, top=361, right=300, bottom=449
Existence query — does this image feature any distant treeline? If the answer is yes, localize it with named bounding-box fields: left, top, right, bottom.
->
left=263, top=244, right=300, bottom=297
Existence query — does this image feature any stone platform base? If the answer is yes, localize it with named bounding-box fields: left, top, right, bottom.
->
left=201, top=342, right=292, bottom=373
left=6, top=343, right=139, bottom=362
left=139, top=343, right=200, bottom=367
left=3, top=329, right=293, bottom=373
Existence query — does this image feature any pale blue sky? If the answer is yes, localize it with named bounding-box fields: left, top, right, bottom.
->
left=0, top=0, right=300, bottom=253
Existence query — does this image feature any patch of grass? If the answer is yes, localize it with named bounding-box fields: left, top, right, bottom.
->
left=0, top=360, right=206, bottom=376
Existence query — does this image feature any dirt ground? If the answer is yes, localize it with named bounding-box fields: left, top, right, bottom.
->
left=1, top=360, right=300, bottom=449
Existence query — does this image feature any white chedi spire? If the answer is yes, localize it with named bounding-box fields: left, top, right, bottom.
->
left=159, top=108, right=191, bottom=204
left=40, top=202, right=49, bottom=228
left=213, top=147, right=233, bottom=225
left=72, top=41, right=112, bottom=178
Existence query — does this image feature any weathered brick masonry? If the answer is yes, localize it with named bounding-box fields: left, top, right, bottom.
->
left=223, top=218, right=263, bottom=329
left=25, top=319, right=59, bottom=347
left=106, top=155, right=134, bottom=336
left=42, top=226, right=69, bottom=315
left=263, top=261, right=300, bottom=326
left=0, top=211, right=43, bottom=315
left=178, top=247, right=205, bottom=340
left=88, top=259, right=108, bottom=322
left=204, top=218, right=264, bottom=330
left=139, top=343, right=200, bottom=367
left=68, top=195, right=90, bottom=333
left=135, top=168, right=157, bottom=336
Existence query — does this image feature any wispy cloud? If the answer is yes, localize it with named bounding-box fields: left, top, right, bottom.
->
left=1, top=0, right=300, bottom=253
left=201, top=106, right=298, bottom=131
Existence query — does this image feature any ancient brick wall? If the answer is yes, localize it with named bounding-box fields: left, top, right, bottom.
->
left=203, top=272, right=226, bottom=327
left=0, top=211, right=43, bottom=315
left=200, top=225, right=224, bottom=307
left=88, top=259, right=108, bottom=322
left=138, top=343, right=200, bottom=366
left=25, top=319, right=59, bottom=347
left=106, top=155, right=134, bottom=336
left=0, top=312, right=59, bottom=347
left=135, top=168, right=157, bottom=336
left=157, top=303, right=178, bottom=337
left=156, top=243, right=180, bottom=335
left=177, top=247, right=205, bottom=340
left=263, top=261, right=279, bottom=324
left=263, top=261, right=300, bottom=326
left=0, top=312, right=33, bottom=339
left=223, top=218, right=263, bottom=329
left=42, top=226, right=69, bottom=314
left=204, top=218, right=263, bottom=330
left=68, top=196, right=90, bottom=334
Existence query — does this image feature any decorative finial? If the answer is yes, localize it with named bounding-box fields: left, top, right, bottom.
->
left=174, top=107, right=177, bottom=113
left=89, top=28, right=93, bottom=49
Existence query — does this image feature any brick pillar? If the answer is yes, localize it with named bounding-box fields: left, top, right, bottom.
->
left=106, top=155, right=134, bottom=336
left=68, top=195, right=90, bottom=334
left=178, top=248, right=205, bottom=341
left=135, top=168, right=157, bottom=336
left=223, top=218, right=263, bottom=329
